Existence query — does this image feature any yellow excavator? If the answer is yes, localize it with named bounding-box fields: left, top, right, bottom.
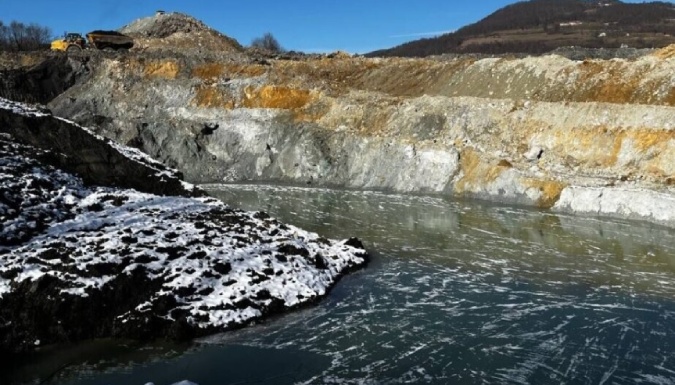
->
left=51, top=31, right=134, bottom=52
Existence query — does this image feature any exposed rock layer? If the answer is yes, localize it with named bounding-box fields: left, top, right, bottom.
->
left=0, top=54, right=90, bottom=104
left=0, top=99, right=196, bottom=197
left=5, top=44, right=674, bottom=226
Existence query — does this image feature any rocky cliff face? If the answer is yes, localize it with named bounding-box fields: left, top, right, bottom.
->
left=41, top=42, right=675, bottom=226
left=0, top=53, right=90, bottom=104
left=0, top=98, right=197, bottom=197
left=0, top=11, right=659, bottom=225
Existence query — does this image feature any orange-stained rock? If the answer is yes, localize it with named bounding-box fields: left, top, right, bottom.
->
left=143, top=60, right=180, bottom=79
left=242, top=85, right=315, bottom=109
left=192, top=85, right=234, bottom=109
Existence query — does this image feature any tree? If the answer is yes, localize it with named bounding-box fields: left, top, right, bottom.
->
left=250, top=32, right=284, bottom=53
left=25, top=23, right=52, bottom=49
left=0, top=20, right=52, bottom=51
left=0, top=21, right=7, bottom=50
left=9, top=21, right=26, bottom=51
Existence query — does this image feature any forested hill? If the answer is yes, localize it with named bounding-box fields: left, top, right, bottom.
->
left=368, top=0, right=675, bottom=57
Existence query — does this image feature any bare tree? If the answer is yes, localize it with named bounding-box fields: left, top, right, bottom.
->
left=0, top=21, right=7, bottom=51
left=9, top=21, right=26, bottom=51
left=25, top=23, right=52, bottom=50
left=0, top=20, right=52, bottom=51
left=250, top=32, right=284, bottom=53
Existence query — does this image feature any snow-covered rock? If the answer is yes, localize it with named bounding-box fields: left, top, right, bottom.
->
left=0, top=97, right=198, bottom=198
left=0, top=100, right=368, bottom=353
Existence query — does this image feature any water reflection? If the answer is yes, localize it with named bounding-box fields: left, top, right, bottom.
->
left=203, top=184, right=675, bottom=384
left=208, top=184, right=675, bottom=297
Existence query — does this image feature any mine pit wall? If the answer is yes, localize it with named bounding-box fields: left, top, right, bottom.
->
left=48, top=52, right=675, bottom=226
left=0, top=54, right=91, bottom=104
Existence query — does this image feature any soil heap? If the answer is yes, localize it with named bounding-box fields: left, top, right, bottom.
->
left=119, top=12, right=243, bottom=53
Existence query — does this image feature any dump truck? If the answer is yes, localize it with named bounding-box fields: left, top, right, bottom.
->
left=50, top=31, right=134, bottom=52
left=50, top=33, right=86, bottom=52
left=86, top=30, right=134, bottom=51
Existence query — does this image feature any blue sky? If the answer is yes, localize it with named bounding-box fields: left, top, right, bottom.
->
left=2, top=0, right=668, bottom=53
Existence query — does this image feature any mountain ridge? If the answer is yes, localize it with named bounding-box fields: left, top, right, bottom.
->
left=368, top=0, right=675, bottom=57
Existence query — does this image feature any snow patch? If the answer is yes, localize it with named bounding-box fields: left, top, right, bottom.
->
left=0, top=132, right=367, bottom=333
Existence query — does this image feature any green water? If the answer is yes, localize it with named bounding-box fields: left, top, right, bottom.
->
left=9, top=184, right=675, bottom=384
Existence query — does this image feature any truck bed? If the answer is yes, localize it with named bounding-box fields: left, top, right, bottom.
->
left=86, top=31, right=134, bottom=50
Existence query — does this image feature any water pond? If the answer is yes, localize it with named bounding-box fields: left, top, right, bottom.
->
left=9, top=184, right=675, bottom=384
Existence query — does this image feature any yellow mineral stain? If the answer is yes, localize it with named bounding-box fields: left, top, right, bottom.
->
left=524, top=179, right=566, bottom=209
left=607, top=130, right=626, bottom=167
left=653, top=44, right=675, bottom=59
left=192, top=63, right=224, bottom=79
left=242, top=85, right=315, bottom=109
left=455, top=149, right=508, bottom=193
left=144, top=61, right=180, bottom=79
left=628, top=129, right=674, bottom=152
left=224, top=63, right=267, bottom=77
left=551, top=127, right=623, bottom=167
left=192, top=85, right=234, bottom=109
